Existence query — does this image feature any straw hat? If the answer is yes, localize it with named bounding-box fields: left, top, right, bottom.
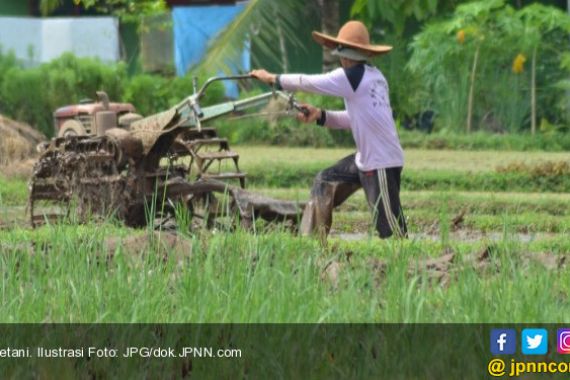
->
left=312, top=21, right=392, bottom=57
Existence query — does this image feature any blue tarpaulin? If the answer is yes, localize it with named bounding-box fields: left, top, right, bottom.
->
left=172, top=5, right=250, bottom=98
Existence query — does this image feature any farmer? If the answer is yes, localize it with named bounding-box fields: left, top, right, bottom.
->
left=251, top=20, right=407, bottom=239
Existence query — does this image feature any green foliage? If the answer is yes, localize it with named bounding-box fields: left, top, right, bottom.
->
left=351, top=0, right=460, bottom=35
left=0, top=51, right=225, bottom=136
left=43, top=53, right=126, bottom=109
left=39, top=0, right=62, bottom=16
left=0, top=176, right=28, bottom=206
left=216, top=100, right=570, bottom=149
left=197, top=0, right=305, bottom=74
left=0, top=48, right=17, bottom=90
left=168, top=71, right=225, bottom=107
left=399, top=130, right=570, bottom=151
left=408, top=0, right=570, bottom=133
left=517, top=3, right=570, bottom=45
left=216, top=115, right=338, bottom=148
left=39, top=0, right=167, bottom=20
left=243, top=163, right=570, bottom=193
left=1, top=68, right=50, bottom=135
left=123, top=74, right=169, bottom=116
left=0, top=53, right=127, bottom=136
left=1, top=189, right=569, bottom=341
left=371, top=34, right=427, bottom=119
left=124, top=70, right=225, bottom=116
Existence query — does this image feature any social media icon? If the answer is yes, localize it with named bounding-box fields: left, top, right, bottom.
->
left=557, top=329, right=570, bottom=354
left=522, top=329, right=548, bottom=355
left=491, top=329, right=516, bottom=355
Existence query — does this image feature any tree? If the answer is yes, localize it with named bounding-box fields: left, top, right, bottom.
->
left=39, top=0, right=62, bottom=16
left=408, top=0, right=507, bottom=132
left=350, top=0, right=461, bottom=35
left=408, top=0, right=570, bottom=133
left=514, top=4, right=570, bottom=134
left=39, top=0, right=167, bottom=21
left=196, top=0, right=305, bottom=75
left=452, top=0, right=505, bottom=133
left=317, top=0, right=340, bottom=72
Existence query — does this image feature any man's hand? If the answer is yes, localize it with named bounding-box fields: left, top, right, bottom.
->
left=250, top=69, right=277, bottom=85
left=296, top=103, right=321, bottom=124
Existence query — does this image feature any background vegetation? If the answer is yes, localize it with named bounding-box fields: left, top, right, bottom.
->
left=0, top=51, right=226, bottom=137
left=1, top=0, right=568, bottom=141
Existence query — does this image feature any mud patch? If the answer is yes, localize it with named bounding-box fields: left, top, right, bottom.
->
left=335, top=230, right=558, bottom=243
left=321, top=246, right=567, bottom=290
left=104, top=231, right=193, bottom=261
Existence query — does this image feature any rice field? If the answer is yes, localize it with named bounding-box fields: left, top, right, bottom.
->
left=0, top=146, right=569, bottom=323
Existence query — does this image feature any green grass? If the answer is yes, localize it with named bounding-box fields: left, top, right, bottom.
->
left=244, top=166, right=569, bottom=192
left=236, top=146, right=570, bottom=192
left=0, top=146, right=568, bottom=326
left=333, top=210, right=569, bottom=234
left=253, top=188, right=570, bottom=235
left=237, top=146, right=570, bottom=172
left=397, top=130, right=570, bottom=151
left=251, top=188, right=570, bottom=213
left=0, top=223, right=569, bottom=323
left=0, top=175, right=27, bottom=206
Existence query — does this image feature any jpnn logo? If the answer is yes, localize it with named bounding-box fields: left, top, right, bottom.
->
left=491, top=329, right=516, bottom=355
left=522, top=329, right=548, bottom=355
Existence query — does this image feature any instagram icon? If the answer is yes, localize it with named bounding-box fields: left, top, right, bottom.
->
left=557, top=329, right=570, bottom=354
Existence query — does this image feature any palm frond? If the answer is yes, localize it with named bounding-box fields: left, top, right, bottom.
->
left=196, top=0, right=306, bottom=74
left=39, top=0, right=63, bottom=16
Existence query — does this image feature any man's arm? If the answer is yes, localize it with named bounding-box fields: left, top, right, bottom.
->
left=317, top=110, right=351, bottom=130
left=250, top=69, right=353, bottom=98
left=294, top=104, right=351, bottom=130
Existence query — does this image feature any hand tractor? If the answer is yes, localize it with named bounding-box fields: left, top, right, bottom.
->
left=30, top=75, right=307, bottom=230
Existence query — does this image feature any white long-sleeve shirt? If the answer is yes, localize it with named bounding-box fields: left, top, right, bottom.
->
left=278, top=64, right=404, bottom=171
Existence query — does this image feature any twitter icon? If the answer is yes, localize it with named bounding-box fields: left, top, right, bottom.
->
left=522, top=329, right=548, bottom=355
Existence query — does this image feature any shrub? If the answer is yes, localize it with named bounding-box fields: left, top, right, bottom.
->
left=168, top=70, right=225, bottom=107
left=496, top=161, right=570, bottom=176
left=124, top=70, right=226, bottom=116
left=0, top=48, right=17, bottom=93
left=123, top=74, right=169, bottom=116
left=0, top=51, right=226, bottom=136
left=1, top=67, right=52, bottom=136
left=0, top=53, right=127, bottom=136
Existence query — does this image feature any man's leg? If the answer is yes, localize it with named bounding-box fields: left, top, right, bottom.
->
left=299, top=154, right=361, bottom=237
left=359, top=167, right=408, bottom=239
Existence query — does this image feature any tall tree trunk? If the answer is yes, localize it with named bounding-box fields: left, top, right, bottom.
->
left=317, top=0, right=340, bottom=72
left=467, top=45, right=480, bottom=133
left=531, top=47, right=537, bottom=135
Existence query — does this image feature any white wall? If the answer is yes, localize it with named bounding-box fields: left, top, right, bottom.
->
left=0, top=16, right=119, bottom=65
left=0, top=17, right=41, bottom=63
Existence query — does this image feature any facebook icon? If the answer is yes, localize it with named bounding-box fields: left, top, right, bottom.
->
left=491, top=329, right=516, bottom=355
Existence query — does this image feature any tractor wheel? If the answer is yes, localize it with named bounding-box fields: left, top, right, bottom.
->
left=58, top=120, right=87, bottom=138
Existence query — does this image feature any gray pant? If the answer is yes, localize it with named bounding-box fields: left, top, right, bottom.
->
left=300, top=154, right=407, bottom=239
